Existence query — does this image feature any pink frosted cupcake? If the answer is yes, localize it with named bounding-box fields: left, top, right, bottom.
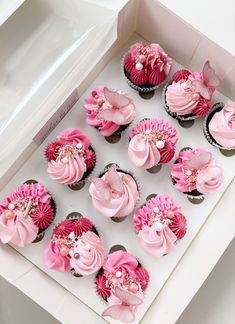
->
left=123, top=42, right=172, bottom=93
left=128, top=119, right=177, bottom=171
left=0, top=182, right=56, bottom=247
left=204, top=101, right=235, bottom=152
left=95, top=250, right=149, bottom=322
left=164, top=61, right=220, bottom=121
left=89, top=164, right=139, bottom=221
left=45, top=128, right=96, bottom=190
left=134, top=195, right=187, bottom=258
left=171, top=148, right=224, bottom=200
left=83, top=86, right=136, bottom=142
left=43, top=214, right=105, bottom=276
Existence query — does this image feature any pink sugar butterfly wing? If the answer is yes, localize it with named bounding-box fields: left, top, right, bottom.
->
left=202, top=60, right=220, bottom=88
left=107, top=164, right=124, bottom=193
left=114, top=286, right=143, bottom=307
left=191, top=80, right=211, bottom=100
left=104, top=87, right=130, bottom=108
left=89, top=176, right=110, bottom=200
left=97, top=108, right=125, bottom=124
left=102, top=304, right=135, bottom=323
left=185, top=151, right=212, bottom=170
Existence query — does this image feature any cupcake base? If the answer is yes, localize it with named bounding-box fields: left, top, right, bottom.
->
left=203, top=103, right=235, bottom=156
left=146, top=164, right=162, bottom=174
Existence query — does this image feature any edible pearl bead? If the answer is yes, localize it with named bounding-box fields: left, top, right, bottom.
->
left=153, top=206, right=159, bottom=213
left=182, top=82, right=188, bottom=89
left=62, top=157, right=68, bottom=163
left=84, top=244, right=91, bottom=251
left=157, top=134, right=163, bottom=140
left=153, top=221, right=164, bottom=232
left=186, top=170, right=192, bottom=176
left=76, top=142, right=83, bottom=149
left=68, top=232, right=75, bottom=240
left=135, top=62, right=143, bottom=70
left=5, top=210, right=14, bottom=219
left=192, top=93, right=200, bottom=101
left=129, top=283, right=139, bottom=293
left=138, top=55, right=146, bottom=63
left=74, top=253, right=80, bottom=259
left=145, top=129, right=151, bottom=135
left=60, top=246, right=69, bottom=256
left=167, top=210, right=174, bottom=219
left=156, top=140, right=165, bottom=149
left=8, top=203, right=15, bottom=210
left=115, top=271, right=122, bottom=278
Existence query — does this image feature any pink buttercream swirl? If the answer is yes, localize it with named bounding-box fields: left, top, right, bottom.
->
left=46, top=128, right=94, bottom=185
left=133, top=195, right=186, bottom=257
left=208, top=101, right=235, bottom=148
left=89, top=170, right=139, bottom=218
left=171, top=148, right=224, bottom=194
left=128, top=119, right=177, bottom=168
left=43, top=240, right=71, bottom=272
left=84, top=86, right=136, bottom=137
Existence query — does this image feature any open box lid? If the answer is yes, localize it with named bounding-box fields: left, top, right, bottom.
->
left=0, top=0, right=118, bottom=188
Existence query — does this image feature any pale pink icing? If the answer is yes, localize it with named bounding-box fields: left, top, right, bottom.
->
left=47, top=154, right=87, bottom=185
left=209, top=101, right=235, bottom=148
left=138, top=225, right=177, bottom=257
left=84, top=86, right=136, bottom=136
left=0, top=210, right=38, bottom=247
left=166, top=81, right=199, bottom=115
left=69, top=231, right=104, bottom=276
left=43, top=240, right=71, bottom=272
left=196, top=166, right=224, bottom=194
left=128, top=119, right=177, bottom=168
left=89, top=171, right=139, bottom=218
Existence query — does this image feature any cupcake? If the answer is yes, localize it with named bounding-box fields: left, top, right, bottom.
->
left=164, top=61, right=220, bottom=121
left=128, top=119, right=177, bottom=170
left=89, top=164, right=139, bottom=220
left=43, top=215, right=105, bottom=276
left=123, top=42, right=172, bottom=93
left=171, top=148, right=224, bottom=199
left=45, top=128, right=96, bottom=189
left=204, top=101, right=235, bottom=151
left=133, top=195, right=187, bottom=257
left=0, top=182, right=56, bottom=247
left=95, top=250, right=149, bottom=322
left=83, top=86, right=136, bottom=142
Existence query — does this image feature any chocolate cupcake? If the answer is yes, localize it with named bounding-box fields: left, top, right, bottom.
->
left=0, top=181, right=56, bottom=247
left=122, top=42, right=172, bottom=93
left=45, top=128, right=96, bottom=190
left=95, top=249, right=149, bottom=323
left=43, top=214, right=104, bottom=276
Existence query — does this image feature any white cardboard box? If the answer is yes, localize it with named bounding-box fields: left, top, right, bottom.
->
left=0, top=1, right=234, bottom=323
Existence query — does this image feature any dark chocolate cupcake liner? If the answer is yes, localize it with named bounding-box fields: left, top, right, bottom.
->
left=203, top=103, right=235, bottom=151
left=121, top=54, right=169, bottom=93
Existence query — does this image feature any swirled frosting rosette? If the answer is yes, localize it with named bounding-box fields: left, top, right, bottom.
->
left=83, top=86, right=136, bottom=139
left=204, top=101, right=235, bottom=151
left=89, top=164, right=139, bottom=220
left=128, top=119, right=178, bottom=169
left=95, top=250, right=149, bottom=322
left=134, top=195, right=187, bottom=257
left=164, top=61, right=220, bottom=121
left=43, top=214, right=105, bottom=276
left=170, top=148, right=224, bottom=199
left=45, top=128, right=96, bottom=189
left=0, top=182, right=56, bottom=247
left=123, top=42, right=172, bottom=93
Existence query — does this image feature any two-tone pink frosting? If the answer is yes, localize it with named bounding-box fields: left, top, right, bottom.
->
left=89, top=167, right=139, bottom=218
left=124, top=42, right=172, bottom=86
left=84, top=86, right=136, bottom=137
left=43, top=218, right=104, bottom=276
left=171, top=148, right=224, bottom=194
left=128, top=119, right=177, bottom=169
left=0, top=183, right=54, bottom=247
left=133, top=195, right=187, bottom=257
left=165, top=63, right=218, bottom=117
left=46, top=128, right=95, bottom=185
left=96, top=251, right=149, bottom=322
left=208, top=101, right=235, bottom=148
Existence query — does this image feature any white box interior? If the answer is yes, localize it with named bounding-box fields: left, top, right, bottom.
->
left=1, top=34, right=233, bottom=324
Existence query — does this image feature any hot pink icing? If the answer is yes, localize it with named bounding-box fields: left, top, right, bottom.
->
left=84, top=86, right=136, bottom=136
left=169, top=214, right=187, bottom=239
left=96, top=274, right=111, bottom=299
left=43, top=240, right=71, bottom=272
left=209, top=101, right=235, bottom=148
left=172, top=69, right=191, bottom=83
left=89, top=171, right=139, bottom=218
left=69, top=231, right=104, bottom=276
left=135, top=267, right=149, bottom=291
left=0, top=210, right=38, bottom=247
left=171, top=148, right=224, bottom=194
left=128, top=119, right=177, bottom=168
left=193, top=97, right=210, bottom=116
